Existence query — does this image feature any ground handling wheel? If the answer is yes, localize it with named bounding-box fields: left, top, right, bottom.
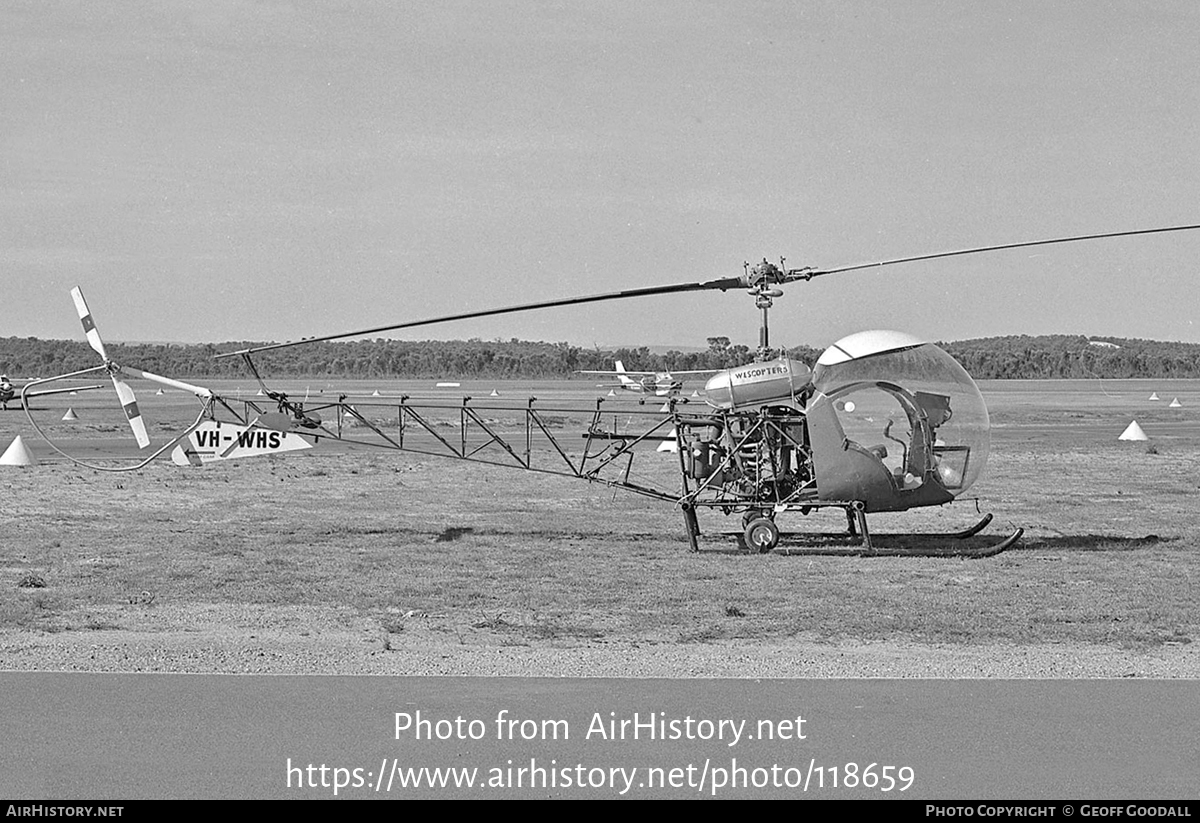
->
left=743, top=516, right=779, bottom=554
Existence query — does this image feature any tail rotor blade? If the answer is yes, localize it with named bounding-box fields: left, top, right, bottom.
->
left=111, top=375, right=150, bottom=449
left=70, top=287, right=109, bottom=361
left=67, top=287, right=157, bottom=450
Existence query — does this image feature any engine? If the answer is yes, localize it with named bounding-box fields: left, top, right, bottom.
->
left=683, top=406, right=812, bottom=500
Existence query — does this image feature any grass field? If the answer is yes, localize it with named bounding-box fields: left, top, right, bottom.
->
left=1, top=377, right=1197, bottom=673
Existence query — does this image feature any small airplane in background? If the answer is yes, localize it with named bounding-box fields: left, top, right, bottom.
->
left=0, top=374, right=100, bottom=411
left=578, top=361, right=715, bottom=402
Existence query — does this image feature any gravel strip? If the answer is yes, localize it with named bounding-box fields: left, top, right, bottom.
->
left=1, top=603, right=1196, bottom=678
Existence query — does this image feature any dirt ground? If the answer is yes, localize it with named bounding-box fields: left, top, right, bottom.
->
left=2, top=378, right=1198, bottom=678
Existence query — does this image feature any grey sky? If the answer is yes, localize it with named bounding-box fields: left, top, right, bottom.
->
left=3, top=1, right=1199, bottom=349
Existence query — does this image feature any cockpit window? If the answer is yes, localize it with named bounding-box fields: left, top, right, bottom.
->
left=812, top=341, right=989, bottom=496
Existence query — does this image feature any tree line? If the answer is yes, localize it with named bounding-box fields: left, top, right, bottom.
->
left=2, top=334, right=1199, bottom=380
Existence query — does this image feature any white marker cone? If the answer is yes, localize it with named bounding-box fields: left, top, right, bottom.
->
left=61, top=408, right=78, bottom=421
left=1169, top=398, right=1182, bottom=408
left=0, top=436, right=36, bottom=466
left=1118, top=420, right=1148, bottom=441
left=490, top=389, right=499, bottom=397
left=1149, top=392, right=1160, bottom=401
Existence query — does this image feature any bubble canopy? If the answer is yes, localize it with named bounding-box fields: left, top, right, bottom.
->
left=811, top=331, right=990, bottom=496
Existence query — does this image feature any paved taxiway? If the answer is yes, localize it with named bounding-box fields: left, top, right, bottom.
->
left=1, top=673, right=1195, bottom=799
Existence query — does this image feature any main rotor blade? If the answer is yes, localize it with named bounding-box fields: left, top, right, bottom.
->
left=215, top=276, right=746, bottom=358
left=70, top=286, right=108, bottom=361
left=216, top=222, right=1200, bottom=359
left=804, top=223, right=1200, bottom=278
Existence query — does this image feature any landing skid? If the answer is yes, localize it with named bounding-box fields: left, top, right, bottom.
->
left=952, top=513, right=994, bottom=539
left=769, top=526, right=1023, bottom=558
left=713, top=510, right=1021, bottom=558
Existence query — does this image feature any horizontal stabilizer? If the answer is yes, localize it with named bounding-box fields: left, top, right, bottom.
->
left=171, top=420, right=312, bottom=465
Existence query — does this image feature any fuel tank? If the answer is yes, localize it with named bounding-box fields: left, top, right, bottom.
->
left=704, top=357, right=812, bottom=411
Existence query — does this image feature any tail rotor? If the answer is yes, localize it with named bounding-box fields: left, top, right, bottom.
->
left=69, top=286, right=150, bottom=449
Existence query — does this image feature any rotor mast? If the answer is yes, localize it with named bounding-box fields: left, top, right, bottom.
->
left=746, top=258, right=788, bottom=360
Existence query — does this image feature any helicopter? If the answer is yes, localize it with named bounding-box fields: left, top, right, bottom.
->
left=22, top=224, right=1200, bottom=556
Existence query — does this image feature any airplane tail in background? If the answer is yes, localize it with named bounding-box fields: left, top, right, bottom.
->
left=614, top=361, right=637, bottom=387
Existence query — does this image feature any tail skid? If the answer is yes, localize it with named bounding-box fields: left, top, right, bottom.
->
left=22, top=367, right=213, bottom=472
